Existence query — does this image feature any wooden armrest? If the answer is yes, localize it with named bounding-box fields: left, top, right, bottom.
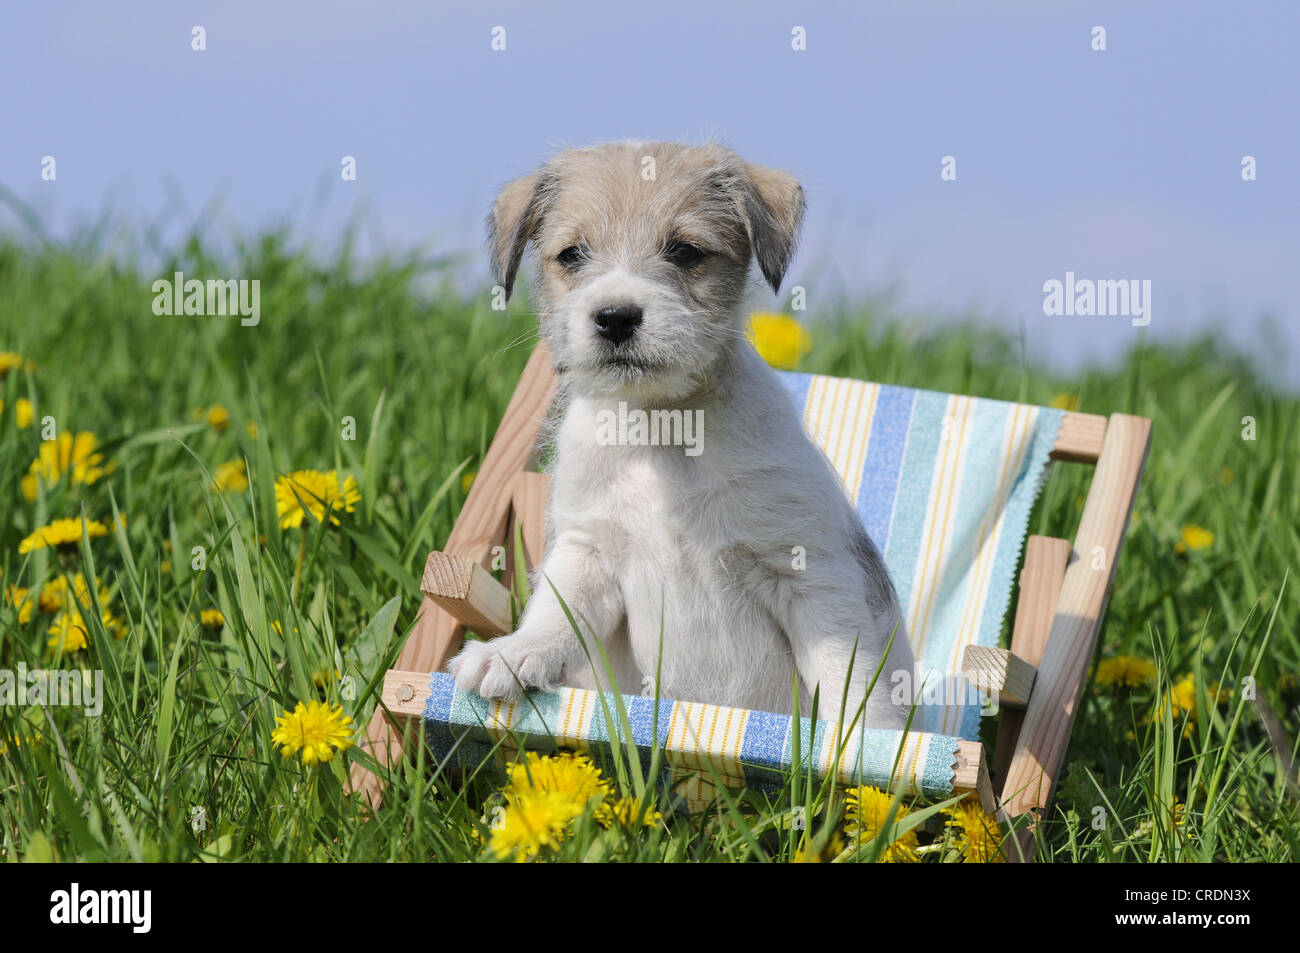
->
left=420, top=551, right=513, bottom=637
left=1050, top=411, right=1107, bottom=463
left=961, top=645, right=1037, bottom=709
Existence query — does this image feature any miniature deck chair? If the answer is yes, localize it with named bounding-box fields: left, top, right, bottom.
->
left=352, top=343, right=1151, bottom=861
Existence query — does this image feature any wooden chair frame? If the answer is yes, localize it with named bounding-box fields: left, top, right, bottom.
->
left=351, top=344, right=1152, bottom=862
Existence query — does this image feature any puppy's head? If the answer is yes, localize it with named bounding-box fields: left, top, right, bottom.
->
left=489, top=141, right=804, bottom=400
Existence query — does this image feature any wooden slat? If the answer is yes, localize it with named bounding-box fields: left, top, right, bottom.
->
left=1050, top=411, right=1107, bottom=463
left=381, top=670, right=432, bottom=720
left=510, top=470, right=550, bottom=569
left=349, top=344, right=559, bottom=808
left=953, top=740, right=996, bottom=815
left=1000, top=414, right=1151, bottom=820
left=992, top=536, right=1071, bottom=797
left=381, top=669, right=995, bottom=812
left=961, top=646, right=1037, bottom=709
left=1007, top=536, right=1073, bottom=670
left=421, top=552, right=513, bottom=637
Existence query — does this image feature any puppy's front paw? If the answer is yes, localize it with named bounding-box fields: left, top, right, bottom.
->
left=446, top=635, right=565, bottom=700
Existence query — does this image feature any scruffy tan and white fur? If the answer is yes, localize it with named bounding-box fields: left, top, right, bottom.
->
left=448, top=141, right=913, bottom=726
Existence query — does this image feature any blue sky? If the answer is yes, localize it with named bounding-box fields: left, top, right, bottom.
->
left=3, top=1, right=1296, bottom=383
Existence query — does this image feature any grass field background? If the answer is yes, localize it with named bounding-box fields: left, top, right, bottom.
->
left=1, top=227, right=1296, bottom=862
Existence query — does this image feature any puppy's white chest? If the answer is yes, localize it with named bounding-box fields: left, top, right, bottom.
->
left=554, top=441, right=795, bottom=711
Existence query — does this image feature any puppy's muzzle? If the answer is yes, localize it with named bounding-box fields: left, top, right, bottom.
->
left=593, top=304, right=643, bottom=348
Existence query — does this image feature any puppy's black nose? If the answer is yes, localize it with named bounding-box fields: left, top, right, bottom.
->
left=593, top=305, right=643, bottom=347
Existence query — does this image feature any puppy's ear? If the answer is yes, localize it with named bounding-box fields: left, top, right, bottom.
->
left=487, top=171, right=546, bottom=299
left=740, top=163, right=805, bottom=294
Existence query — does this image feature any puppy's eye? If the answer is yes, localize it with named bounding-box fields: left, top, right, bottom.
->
left=665, top=242, right=706, bottom=269
left=556, top=245, right=584, bottom=268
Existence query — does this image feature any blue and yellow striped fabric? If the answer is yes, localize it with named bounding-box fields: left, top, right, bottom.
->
left=422, top=373, right=1062, bottom=799
left=423, top=671, right=963, bottom=799
left=780, top=373, right=1064, bottom=739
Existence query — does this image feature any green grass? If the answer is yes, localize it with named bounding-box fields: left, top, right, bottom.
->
left=0, top=228, right=1296, bottom=862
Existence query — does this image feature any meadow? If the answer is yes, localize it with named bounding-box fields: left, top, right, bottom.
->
left=1, top=227, right=1296, bottom=862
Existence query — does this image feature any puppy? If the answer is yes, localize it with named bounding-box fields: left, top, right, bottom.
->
left=448, top=141, right=913, bottom=727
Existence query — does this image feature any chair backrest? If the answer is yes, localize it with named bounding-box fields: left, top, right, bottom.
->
left=779, top=372, right=1065, bottom=740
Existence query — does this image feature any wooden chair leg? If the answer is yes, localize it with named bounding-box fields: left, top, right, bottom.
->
left=510, top=471, right=550, bottom=571
left=999, top=415, right=1152, bottom=831
left=348, top=345, right=558, bottom=809
left=992, top=535, right=1071, bottom=793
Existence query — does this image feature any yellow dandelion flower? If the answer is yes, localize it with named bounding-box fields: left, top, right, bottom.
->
left=47, top=610, right=90, bottom=652
left=792, top=832, right=847, bottom=863
left=246, top=421, right=259, bottom=440
left=0, top=731, right=42, bottom=756
left=944, top=798, right=1006, bottom=863
left=791, top=844, right=819, bottom=863
left=461, top=469, right=477, bottom=494
left=481, top=752, right=614, bottom=860
left=270, top=700, right=355, bottom=766
left=5, top=586, right=35, bottom=624
left=212, top=459, right=249, bottom=493
left=1168, top=798, right=1186, bottom=828
left=1163, top=675, right=1198, bottom=721
left=0, top=352, right=26, bottom=376
left=206, top=404, right=231, bottom=432
left=1048, top=393, right=1080, bottom=412
left=599, top=796, right=663, bottom=829
left=102, top=608, right=128, bottom=640
left=1218, top=466, right=1233, bottom=486
left=18, top=517, right=111, bottom=554
left=37, top=573, right=105, bottom=613
left=747, top=312, right=812, bottom=370
left=1, top=397, right=35, bottom=428
left=1175, top=525, right=1214, bottom=553
left=843, top=785, right=919, bottom=863
left=21, top=431, right=114, bottom=502
left=503, top=751, right=611, bottom=809
left=38, top=577, right=71, bottom=611
left=1095, top=655, right=1158, bottom=689
left=200, top=609, right=225, bottom=629
left=274, top=469, right=362, bottom=529
left=488, top=790, right=584, bottom=862
left=1155, top=674, right=1228, bottom=735
left=311, top=667, right=342, bottom=688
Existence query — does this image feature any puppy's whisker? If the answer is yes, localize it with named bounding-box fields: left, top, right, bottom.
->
left=495, top=326, right=544, bottom=357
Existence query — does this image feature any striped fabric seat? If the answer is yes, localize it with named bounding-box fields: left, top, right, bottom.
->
left=422, top=671, right=962, bottom=800
left=422, top=372, right=1064, bottom=801
left=783, top=373, right=1064, bottom=739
